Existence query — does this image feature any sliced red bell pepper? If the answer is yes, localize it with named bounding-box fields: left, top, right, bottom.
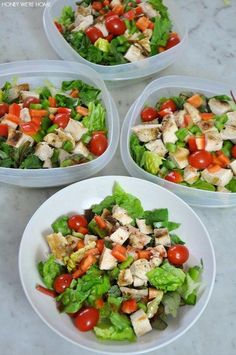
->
left=9, top=103, right=21, bottom=118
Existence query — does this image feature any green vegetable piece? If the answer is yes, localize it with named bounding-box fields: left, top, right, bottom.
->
left=221, top=140, right=233, bottom=157
left=47, top=124, right=58, bottom=133
left=88, top=219, right=107, bottom=238
left=175, top=128, right=188, bottom=141
left=153, top=220, right=180, bottom=232
left=108, top=296, right=123, bottom=310
left=82, top=102, right=106, bottom=133
left=38, top=254, right=64, bottom=290
left=108, top=285, right=121, bottom=297
left=92, top=195, right=115, bottom=215
left=119, top=255, right=134, bottom=270
left=166, top=143, right=177, bottom=153
left=147, top=291, right=164, bottom=318
left=140, top=151, right=163, bottom=175
left=162, top=291, right=181, bottom=318
left=148, top=0, right=169, bottom=19
left=226, top=178, right=236, bottom=192
left=150, top=17, right=172, bottom=55
left=143, top=208, right=168, bottom=225
left=109, top=267, right=120, bottom=280
left=33, top=131, right=44, bottom=143
left=179, top=264, right=203, bottom=305
left=39, top=87, right=51, bottom=100
left=94, top=38, right=110, bottom=52
left=137, top=302, right=147, bottom=312
left=62, top=140, right=74, bottom=152
left=58, top=6, right=75, bottom=27
left=94, top=323, right=136, bottom=341
left=51, top=215, right=71, bottom=236
left=81, top=132, right=92, bottom=144
left=191, top=180, right=216, bottom=191
left=170, top=234, right=185, bottom=245
left=189, top=125, right=202, bottom=135
left=162, top=159, right=177, bottom=170
left=130, top=133, right=146, bottom=166
left=212, top=95, right=232, bottom=102
left=214, top=114, right=228, bottom=131
left=30, top=103, right=42, bottom=110
left=151, top=316, right=168, bottom=330
left=20, top=155, right=43, bottom=169
left=41, top=117, right=52, bottom=131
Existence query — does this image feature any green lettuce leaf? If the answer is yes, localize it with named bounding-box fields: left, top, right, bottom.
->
left=148, top=0, right=169, bottom=19
left=147, top=261, right=186, bottom=292
left=147, top=291, right=164, bottom=318
left=226, top=178, right=236, bottom=192
left=150, top=17, right=172, bottom=55
left=140, top=151, right=163, bottom=175
left=162, top=291, right=181, bottom=318
left=51, top=215, right=71, bottom=236
left=153, top=221, right=180, bottom=232
left=58, top=6, right=75, bottom=27
left=38, top=255, right=64, bottom=290
left=143, top=208, right=168, bottom=225
left=94, top=323, right=136, bottom=341
left=82, top=102, right=106, bottom=132
left=130, top=133, right=146, bottom=166
left=170, top=234, right=185, bottom=245
left=179, top=264, right=203, bottom=305
left=61, top=80, right=100, bottom=106
left=20, top=155, right=43, bottom=169
left=191, top=180, right=216, bottom=191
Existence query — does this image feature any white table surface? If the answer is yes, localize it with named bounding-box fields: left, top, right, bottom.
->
left=0, top=1, right=236, bottom=354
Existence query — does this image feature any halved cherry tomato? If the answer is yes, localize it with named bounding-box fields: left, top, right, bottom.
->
left=54, top=21, right=63, bottom=33
left=167, top=245, right=189, bottom=266
left=92, top=1, right=103, bottom=11
left=9, top=103, right=21, bottom=117
left=53, top=113, right=70, bottom=129
left=89, top=133, right=108, bottom=156
left=123, top=9, right=135, bottom=20
left=78, top=226, right=89, bottom=235
left=5, top=113, right=19, bottom=125
left=94, top=215, right=106, bottom=229
left=74, top=307, right=99, bottom=331
left=105, top=15, right=126, bottom=36
left=141, top=107, right=159, bottom=122
left=184, top=114, right=192, bottom=127
left=165, top=171, right=183, bottom=183
left=165, top=32, right=180, bottom=50
left=159, top=99, right=177, bottom=113
left=0, top=124, right=8, bottom=137
left=23, top=97, right=40, bottom=108
left=188, top=136, right=198, bottom=152
left=111, top=244, right=127, bottom=262
left=21, top=122, right=38, bottom=136
left=231, top=145, right=236, bottom=158
left=36, top=285, right=57, bottom=298
left=135, top=6, right=143, bottom=15
left=85, top=26, right=103, bottom=43
left=96, top=239, right=105, bottom=253
left=57, top=107, right=71, bottom=114
left=68, top=215, right=88, bottom=232
left=112, top=5, right=124, bottom=16
left=53, top=274, right=73, bottom=294
left=103, top=0, right=110, bottom=6
left=0, top=103, right=9, bottom=117
left=121, top=299, right=138, bottom=314
left=188, top=150, right=213, bottom=169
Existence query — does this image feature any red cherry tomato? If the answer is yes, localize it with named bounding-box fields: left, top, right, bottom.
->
left=0, top=103, right=9, bottom=117
left=141, top=107, right=159, bottom=122
left=231, top=145, right=236, bottom=158
left=53, top=274, right=73, bottom=294
left=105, top=15, right=126, bottom=36
left=92, top=1, right=103, bottom=11
left=188, top=136, right=198, bottom=152
left=167, top=245, right=189, bottom=266
left=0, top=124, right=8, bottom=137
left=188, top=150, right=213, bottom=169
left=20, top=122, right=38, bottom=136
left=53, top=113, right=70, bottom=129
left=74, top=307, right=99, bottom=331
left=165, top=171, right=183, bottom=183
left=159, top=99, right=177, bottom=113
left=54, top=21, right=63, bottom=33
left=85, top=26, right=103, bottom=43
left=68, top=215, right=88, bottom=232
left=89, top=133, right=108, bottom=156
left=165, top=32, right=181, bottom=50
left=23, top=97, right=40, bottom=108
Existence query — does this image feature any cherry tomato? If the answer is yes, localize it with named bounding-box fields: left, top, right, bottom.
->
left=105, top=15, right=126, bottom=36
left=92, top=1, right=103, bottom=11
left=23, top=97, right=40, bottom=108
left=53, top=274, right=73, bottom=294
left=141, top=107, right=159, bottom=122
left=20, top=122, right=38, bottom=136
left=89, top=133, right=108, bottom=156
left=188, top=150, right=213, bottom=169
left=0, top=124, right=8, bottom=137
left=74, top=307, right=99, bottom=331
left=165, top=171, right=183, bottom=183
left=68, top=215, right=88, bottom=232
left=54, top=21, right=63, bottom=33
left=85, top=26, right=103, bottom=43
left=53, top=113, right=70, bottom=129
left=231, top=145, right=236, bottom=158
left=165, top=32, right=181, bottom=50
left=159, top=99, right=177, bottom=113
left=121, top=299, right=138, bottom=314
left=0, top=103, right=9, bottom=117
left=167, top=245, right=189, bottom=266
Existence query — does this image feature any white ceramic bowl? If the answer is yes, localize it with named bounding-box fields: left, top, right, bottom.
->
left=19, top=176, right=215, bottom=354
left=120, top=75, right=236, bottom=207
left=0, top=60, right=119, bottom=187
left=43, top=0, right=188, bottom=82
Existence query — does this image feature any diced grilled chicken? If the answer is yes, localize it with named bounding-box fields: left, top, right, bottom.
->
left=226, top=111, right=236, bottom=126
left=184, top=102, right=201, bottom=123
left=124, top=45, right=146, bottom=62
left=99, top=247, right=117, bottom=270
left=197, top=120, right=216, bottom=133
left=169, top=147, right=189, bottom=169
left=46, top=233, right=69, bottom=260
left=136, top=219, right=153, bottom=235
left=221, top=125, right=236, bottom=143
left=44, top=133, right=63, bottom=148
left=205, top=130, right=223, bottom=151
left=148, top=288, right=161, bottom=300
left=202, top=168, right=233, bottom=187
left=110, top=0, right=121, bottom=7
left=120, top=287, right=148, bottom=299
left=132, top=124, right=161, bottom=143
left=58, top=149, right=71, bottom=163
left=43, top=158, right=52, bottom=169
left=139, top=2, right=160, bottom=18
left=162, top=115, right=178, bottom=144
left=8, top=87, right=20, bottom=101
left=56, top=128, right=75, bottom=147
left=1, top=117, right=18, bottom=129
left=149, top=245, right=167, bottom=268
left=130, top=259, right=151, bottom=286
left=230, top=160, right=236, bottom=175
left=184, top=165, right=200, bottom=184
left=174, top=109, right=187, bottom=128
left=6, top=128, right=33, bottom=147
left=21, top=90, right=39, bottom=100
left=110, top=227, right=130, bottom=245
left=118, top=269, right=133, bottom=287
left=130, top=309, right=152, bottom=337
left=73, top=141, right=90, bottom=158
left=72, top=15, right=93, bottom=32
left=76, top=4, right=92, bottom=16
left=145, top=139, right=167, bottom=157
left=84, top=234, right=98, bottom=245
left=112, top=205, right=133, bottom=225
left=208, top=98, right=232, bottom=115
left=35, top=142, right=54, bottom=161
left=20, top=108, right=31, bottom=123
left=128, top=225, right=151, bottom=249
left=94, top=22, right=109, bottom=37
left=133, top=276, right=146, bottom=287
left=154, top=228, right=171, bottom=247
left=143, top=29, right=153, bottom=40
left=64, top=119, right=88, bottom=141
left=137, top=37, right=151, bottom=54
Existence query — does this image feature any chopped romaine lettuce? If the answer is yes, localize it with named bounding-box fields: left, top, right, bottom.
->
left=38, top=254, right=64, bottom=290
left=130, top=133, right=146, bottom=166
left=51, top=216, right=71, bottom=236
left=140, top=151, right=163, bottom=175
left=162, top=291, right=181, bottom=317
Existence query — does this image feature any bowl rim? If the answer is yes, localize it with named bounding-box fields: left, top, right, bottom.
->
left=18, top=175, right=216, bottom=354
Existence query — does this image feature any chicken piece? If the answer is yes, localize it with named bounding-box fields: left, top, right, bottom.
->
left=120, top=287, right=148, bottom=299
left=221, top=125, right=236, bottom=143
left=230, top=160, right=236, bottom=175
left=208, top=98, right=232, bottom=115
left=162, top=115, right=178, bottom=144
left=84, top=234, right=98, bottom=245
left=205, top=130, right=223, bottom=151
left=149, top=245, right=167, bottom=268
left=8, top=87, right=20, bottom=101
left=169, top=147, right=189, bottom=169
left=226, top=111, right=236, bottom=126
left=112, top=205, right=133, bottom=225
left=21, top=90, right=39, bottom=100
left=99, top=247, right=117, bottom=270
left=43, top=158, right=52, bottom=169
left=174, top=109, right=187, bottom=128
left=76, top=5, right=92, bottom=16
left=44, top=133, right=63, bottom=148
left=58, top=149, right=71, bottom=163
left=137, top=37, right=151, bottom=54
left=48, top=107, right=58, bottom=114
left=154, top=228, right=171, bottom=247
left=133, top=276, right=146, bottom=287
left=197, top=120, right=216, bottom=133
left=110, top=227, right=130, bottom=245
left=136, top=219, right=153, bottom=234
left=110, top=0, right=121, bottom=7
left=139, top=2, right=160, bottom=18
left=184, top=102, right=201, bottom=123
left=72, top=15, right=93, bottom=32
left=19, top=108, right=31, bottom=123
left=46, top=233, right=69, bottom=260
left=184, top=165, right=200, bottom=184
left=94, top=22, right=109, bottom=37
left=148, top=288, right=161, bottom=300
left=145, top=139, right=167, bottom=157
left=56, top=129, right=75, bottom=147
left=118, top=269, right=133, bottom=287
left=73, top=141, right=90, bottom=158
left=35, top=142, right=54, bottom=161
left=132, top=124, right=161, bottom=143
left=64, top=119, right=88, bottom=141
left=127, top=246, right=138, bottom=260
left=130, top=309, right=152, bottom=337
left=143, top=29, right=153, bottom=40
left=124, top=45, right=146, bottom=62
left=1, top=117, right=18, bottom=129
left=6, top=128, right=33, bottom=147
left=128, top=225, right=151, bottom=249
left=202, top=168, right=233, bottom=187
left=130, top=259, right=151, bottom=286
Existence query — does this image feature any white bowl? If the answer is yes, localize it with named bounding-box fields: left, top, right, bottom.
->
left=120, top=75, right=236, bottom=207
left=19, top=176, right=215, bottom=354
left=43, top=0, right=188, bottom=82
left=0, top=60, right=119, bottom=187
